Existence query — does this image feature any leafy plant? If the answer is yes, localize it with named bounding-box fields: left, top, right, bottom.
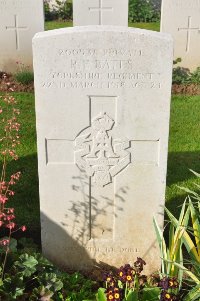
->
left=44, top=0, right=59, bottom=21
left=44, top=0, right=72, bottom=21
left=96, top=260, right=179, bottom=301
left=0, top=84, right=27, bottom=282
left=165, top=200, right=200, bottom=267
left=189, top=67, right=200, bottom=84
left=14, top=62, right=34, bottom=85
left=172, top=66, right=191, bottom=84
left=58, top=271, right=96, bottom=301
left=172, top=58, right=200, bottom=85
left=155, top=171, right=200, bottom=301
left=54, top=0, right=73, bottom=21
left=129, top=0, right=160, bottom=23
left=153, top=200, right=190, bottom=285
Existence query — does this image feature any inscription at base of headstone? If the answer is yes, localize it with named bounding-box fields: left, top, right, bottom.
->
left=161, top=0, right=200, bottom=70
left=0, top=0, right=44, bottom=73
left=73, top=0, right=129, bottom=26
left=33, top=26, right=173, bottom=273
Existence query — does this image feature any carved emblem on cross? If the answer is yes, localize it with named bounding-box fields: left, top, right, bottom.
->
left=75, top=112, right=131, bottom=187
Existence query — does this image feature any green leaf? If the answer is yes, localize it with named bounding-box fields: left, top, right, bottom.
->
left=177, top=244, right=184, bottom=289
left=14, top=253, right=38, bottom=277
left=19, top=253, right=38, bottom=268
left=96, top=288, right=106, bottom=301
left=126, top=290, right=138, bottom=301
left=165, top=207, right=200, bottom=263
left=189, top=198, right=200, bottom=257
left=2, top=274, right=25, bottom=299
left=140, top=287, right=161, bottom=301
left=183, top=284, right=200, bottom=301
left=0, top=279, right=3, bottom=287
left=189, top=169, right=200, bottom=178
left=40, top=273, right=63, bottom=292
left=153, top=217, right=167, bottom=274
left=165, top=260, right=200, bottom=284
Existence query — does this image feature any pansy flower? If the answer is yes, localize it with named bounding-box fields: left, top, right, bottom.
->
left=160, top=291, right=178, bottom=301
left=106, top=287, right=122, bottom=301
left=134, top=257, right=146, bottom=273
left=103, top=272, right=117, bottom=289
left=169, top=278, right=179, bottom=289
left=159, top=277, right=169, bottom=290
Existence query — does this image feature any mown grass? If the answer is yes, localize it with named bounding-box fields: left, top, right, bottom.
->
left=45, top=21, right=160, bottom=32
left=166, top=95, right=200, bottom=216
left=45, top=20, right=72, bottom=30
left=1, top=92, right=200, bottom=240
left=129, top=22, right=160, bottom=31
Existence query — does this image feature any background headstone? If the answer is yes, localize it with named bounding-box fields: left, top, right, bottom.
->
left=0, top=0, right=44, bottom=73
left=33, top=26, right=173, bottom=273
left=161, top=0, right=200, bottom=70
left=73, top=0, right=129, bottom=26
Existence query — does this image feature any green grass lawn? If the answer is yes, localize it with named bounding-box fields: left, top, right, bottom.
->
left=1, top=93, right=200, bottom=241
left=129, top=22, right=160, bottom=31
left=45, top=20, right=72, bottom=30
left=166, top=95, right=200, bottom=216
left=45, top=21, right=160, bottom=32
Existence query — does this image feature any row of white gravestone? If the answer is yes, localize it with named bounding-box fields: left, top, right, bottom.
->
left=0, top=0, right=200, bottom=72
left=0, top=0, right=128, bottom=73
left=49, top=0, right=129, bottom=26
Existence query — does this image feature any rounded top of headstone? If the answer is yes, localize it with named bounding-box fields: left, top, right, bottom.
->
left=33, top=25, right=173, bottom=43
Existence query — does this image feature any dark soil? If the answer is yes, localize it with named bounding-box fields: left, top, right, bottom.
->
left=0, top=72, right=34, bottom=93
left=172, top=83, right=200, bottom=95
left=1, top=72, right=200, bottom=95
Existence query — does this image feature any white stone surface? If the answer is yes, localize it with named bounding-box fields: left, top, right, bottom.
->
left=161, top=0, right=200, bottom=70
left=33, top=26, right=173, bottom=273
left=73, top=0, right=129, bottom=26
left=0, top=0, right=44, bottom=73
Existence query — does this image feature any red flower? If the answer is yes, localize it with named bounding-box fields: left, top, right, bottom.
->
left=21, top=225, right=27, bottom=232
left=6, top=222, right=15, bottom=229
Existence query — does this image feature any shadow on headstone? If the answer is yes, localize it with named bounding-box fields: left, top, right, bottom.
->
left=40, top=211, right=95, bottom=270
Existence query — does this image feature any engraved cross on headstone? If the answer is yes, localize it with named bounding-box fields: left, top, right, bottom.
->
left=88, top=0, right=113, bottom=25
left=6, top=15, right=28, bottom=50
left=45, top=96, right=160, bottom=240
left=178, top=16, right=200, bottom=52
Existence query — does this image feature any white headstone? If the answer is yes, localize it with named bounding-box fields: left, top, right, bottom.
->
left=33, top=26, right=173, bottom=273
left=73, top=0, right=129, bottom=26
left=0, top=0, right=44, bottom=73
left=161, top=0, right=200, bottom=70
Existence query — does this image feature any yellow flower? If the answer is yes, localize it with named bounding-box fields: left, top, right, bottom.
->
left=114, top=293, right=120, bottom=299
left=165, top=293, right=171, bottom=299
